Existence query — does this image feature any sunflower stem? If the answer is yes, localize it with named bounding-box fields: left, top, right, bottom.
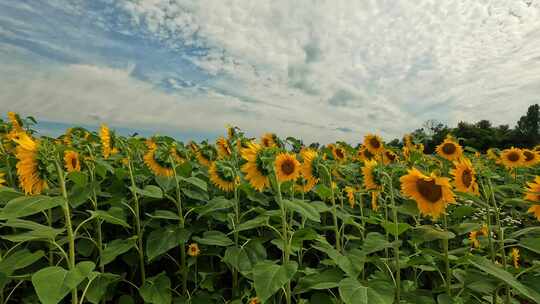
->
left=274, top=177, right=291, bottom=304
left=442, top=213, right=451, bottom=297
left=127, top=155, right=146, bottom=285
left=55, top=159, right=78, bottom=304
left=385, top=173, right=401, bottom=303
left=170, top=156, right=188, bottom=296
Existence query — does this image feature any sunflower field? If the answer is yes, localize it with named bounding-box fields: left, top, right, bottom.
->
left=1, top=112, right=540, bottom=304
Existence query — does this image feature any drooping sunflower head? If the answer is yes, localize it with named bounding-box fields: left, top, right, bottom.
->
left=13, top=133, right=48, bottom=195
left=435, top=137, right=463, bottom=161
left=299, top=149, right=321, bottom=192
left=524, top=176, right=540, bottom=202
left=528, top=205, right=540, bottom=221
left=143, top=139, right=174, bottom=177
left=344, top=186, right=356, bottom=208
left=196, top=144, right=217, bottom=167
left=216, top=137, right=232, bottom=158
left=226, top=124, right=237, bottom=140
left=99, top=124, right=112, bottom=159
left=331, top=145, right=347, bottom=162
left=274, top=153, right=301, bottom=183
left=187, top=243, right=200, bottom=257
left=521, top=149, right=539, bottom=167
left=241, top=142, right=271, bottom=191
left=500, top=147, right=524, bottom=169
left=363, top=134, right=385, bottom=155
left=403, top=134, right=414, bottom=148
left=0, top=172, right=6, bottom=186
left=400, top=167, right=455, bottom=220
left=357, top=146, right=374, bottom=162
left=64, top=150, right=81, bottom=172
left=170, top=144, right=186, bottom=164
left=383, top=149, right=398, bottom=164
left=209, top=160, right=238, bottom=192
left=362, top=160, right=381, bottom=190
left=487, top=148, right=499, bottom=161
left=511, top=248, right=520, bottom=268
left=450, top=157, right=478, bottom=195
left=261, top=133, right=277, bottom=148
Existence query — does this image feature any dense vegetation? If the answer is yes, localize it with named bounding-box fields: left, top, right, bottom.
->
left=0, top=111, right=539, bottom=304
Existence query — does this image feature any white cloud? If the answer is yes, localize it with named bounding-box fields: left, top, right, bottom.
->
left=113, top=0, right=540, bottom=136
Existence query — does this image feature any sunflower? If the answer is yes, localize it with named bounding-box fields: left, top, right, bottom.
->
left=209, top=161, right=237, bottom=192
left=450, top=158, right=478, bottom=195
left=400, top=167, right=455, bottom=219
left=143, top=140, right=173, bottom=177
left=362, top=160, right=380, bottom=190
left=403, top=134, right=414, bottom=148
left=435, top=137, right=463, bottom=161
left=528, top=205, right=540, bottom=221
left=510, top=248, right=520, bottom=268
left=468, top=224, right=488, bottom=248
left=522, top=149, right=539, bottom=167
left=170, top=145, right=185, bottom=164
left=216, top=137, right=232, bottom=158
left=64, top=150, right=81, bottom=172
left=241, top=142, right=270, bottom=191
left=357, top=146, right=374, bottom=162
left=261, top=133, right=277, bottom=148
left=344, top=186, right=355, bottom=208
left=99, top=124, right=112, bottom=159
left=0, top=172, right=6, bottom=186
left=249, top=297, right=261, bottom=304
left=275, top=153, right=301, bottom=182
left=331, top=145, right=347, bottom=162
left=196, top=147, right=216, bottom=167
left=534, top=145, right=540, bottom=153
left=63, top=128, right=73, bottom=146
left=371, top=191, right=379, bottom=211
left=363, top=134, right=385, bottom=155
left=383, top=150, right=398, bottom=164
left=13, top=133, right=47, bottom=194
left=524, top=176, right=540, bottom=202
left=187, top=243, right=200, bottom=257
left=500, top=147, right=523, bottom=168
left=299, top=149, right=320, bottom=192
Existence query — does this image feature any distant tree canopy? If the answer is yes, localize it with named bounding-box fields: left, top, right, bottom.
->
left=394, top=104, right=540, bottom=153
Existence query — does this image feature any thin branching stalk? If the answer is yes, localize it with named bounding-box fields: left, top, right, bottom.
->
left=126, top=155, right=146, bottom=285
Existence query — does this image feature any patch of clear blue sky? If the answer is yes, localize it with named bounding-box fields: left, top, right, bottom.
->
left=0, top=0, right=222, bottom=140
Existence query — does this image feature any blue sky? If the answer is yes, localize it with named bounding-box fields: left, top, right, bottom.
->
left=1, top=0, right=540, bottom=143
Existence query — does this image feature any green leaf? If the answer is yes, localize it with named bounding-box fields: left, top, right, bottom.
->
left=1, top=219, right=64, bottom=242
left=32, top=262, right=95, bottom=304
left=338, top=278, right=393, bottom=304
left=89, top=210, right=130, bottom=228
left=410, top=225, right=455, bottom=243
left=361, top=233, right=394, bottom=255
left=67, top=171, right=88, bottom=187
left=130, top=185, right=163, bottom=199
left=314, top=185, right=332, bottom=200
left=312, top=239, right=360, bottom=278
left=381, top=222, right=411, bottom=237
left=468, top=255, right=540, bottom=303
left=0, top=187, right=23, bottom=205
left=147, top=226, right=190, bottom=262
left=295, top=268, right=344, bottom=293
left=181, top=176, right=207, bottom=192
left=282, top=199, right=321, bottom=223
left=0, top=249, right=45, bottom=275
left=85, top=273, right=121, bottom=304
left=519, top=238, right=540, bottom=254
left=196, top=197, right=234, bottom=219
left=0, top=195, right=64, bottom=219
left=139, top=272, right=171, bottom=304
left=236, top=216, right=269, bottom=232
left=147, top=210, right=180, bottom=221
left=101, top=237, right=137, bottom=266
left=511, top=227, right=540, bottom=238
left=193, top=231, right=233, bottom=247
left=181, top=188, right=209, bottom=201
left=253, top=261, right=298, bottom=303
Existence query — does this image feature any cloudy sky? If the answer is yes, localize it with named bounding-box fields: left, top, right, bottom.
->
left=1, top=0, right=540, bottom=143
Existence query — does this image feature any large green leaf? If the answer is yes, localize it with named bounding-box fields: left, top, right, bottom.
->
left=89, top=210, right=130, bottom=228
left=410, top=225, right=455, bottom=243
left=139, top=272, right=171, bottom=304
left=147, top=226, right=190, bottom=261
left=236, top=215, right=269, bottom=232
left=193, top=231, right=233, bottom=247
left=338, top=278, right=393, bottom=304
left=519, top=238, right=540, bottom=254
left=0, top=187, right=23, bottom=205
left=1, top=219, right=64, bottom=242
left=101, top=237, right=137, bottom=266
left=0, top=195, right=64, bottom=219
left=32, top=261, right=95, bottom=304
left=468, top=255, right=540, bottom=303
left=196, top=196, right=233, bottom=219
left=181, top=176, right=207, bottom=192
left=282, top=199, right=321, bottom=223
left=85, top=273, right=121, bottom=304
left=295, top=268, right=344, bottom=293
left=361, top=232, right=394, bottom=255
left=130, top=185, right=163, bottom=199
left=0, top=249, right=45, bottom=275
left=253, top=261, right=298, bottom=303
